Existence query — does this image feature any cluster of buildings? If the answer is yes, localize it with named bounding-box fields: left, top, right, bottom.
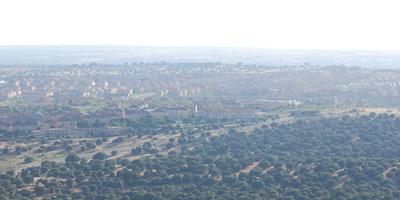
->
left=0, top=105, right=149, bottom=132
left=0, top=67, right=206, bottom=106
left=0, top=100, right=263, bottom=133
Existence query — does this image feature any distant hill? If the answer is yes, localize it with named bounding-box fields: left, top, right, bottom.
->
left=0, top=46, right=400, bottom=68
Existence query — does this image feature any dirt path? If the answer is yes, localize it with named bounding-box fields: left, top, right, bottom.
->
left=382, top=162, right=400, bottom=179
left=383, top=167, right=397, bottom=179
left=235, top=162, right=260, bottom=177
left=262, top=166, right=274, bottom=174
left=335, top=175, right=349, bottom=189
left=332, top=168, right=344, bottom=177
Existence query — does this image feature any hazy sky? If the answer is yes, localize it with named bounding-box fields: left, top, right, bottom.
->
left=0, top=0, right=399, bottom=50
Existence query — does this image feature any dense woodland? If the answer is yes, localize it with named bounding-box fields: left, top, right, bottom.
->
left=1, top=113, right=400, bottom=199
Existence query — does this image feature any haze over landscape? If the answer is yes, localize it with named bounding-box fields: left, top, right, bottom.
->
left=1, top=46, right=400, bottom=68
left=1, top=1, right=400, bottom=200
